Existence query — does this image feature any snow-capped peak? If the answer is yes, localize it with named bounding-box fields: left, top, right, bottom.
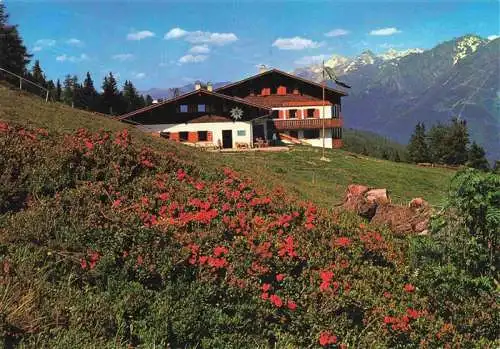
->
left=378, top=48, right=424, bottom=61
left=453, top=35, right=487, bottom=64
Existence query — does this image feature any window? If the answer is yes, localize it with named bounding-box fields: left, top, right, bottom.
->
left=198, top=131, right=208, bottom=141
left=180, top=104, right=188, bottom=113
left=303, top=130, right=320, bottom=139
left=160, top=131, right=170, bottom=139
left=197, top=104, right=206, bottom=113
left=179, top=132, right=188, bottom=142
left=289, top=109, right=297, bottom=119
left=333, top=127, right=342, bottom=139
left=237, top=130, right=246, bottom=136
left=332, top=105, right=339, bottom=118
left=306, top=109, right=315, bottom=118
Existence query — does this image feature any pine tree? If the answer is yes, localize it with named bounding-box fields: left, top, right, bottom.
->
left=428, top=123, right=448, bottom=164
left=392, top=151, right=401, bottom=162
left=444, top=118, right=469, bottom=165
left=381, top=149, right=389, bottom=160
left=81, top=72, right=98, bottom=111
left=407, top=122, right=430, bottom=163
left=62, top=74, right=75, bottom=107
left=0, top=3, right=31, bottom=76
left=122, top=80, right=144, bottom=113
left=55, top=79, right=62, bottom=102
left=145, top=94, right=153, bottom=106
left=467, top=142, right=489, bottom=171
left=31, top=60, right=46, bottom=86
left=101, top=73, right=120, bottom=115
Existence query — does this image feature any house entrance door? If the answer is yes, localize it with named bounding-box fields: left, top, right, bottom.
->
left=222, top=130, right=233, bottom=149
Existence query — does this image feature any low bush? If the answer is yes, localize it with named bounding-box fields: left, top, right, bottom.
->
left=0, top=122, right=498, bottom=348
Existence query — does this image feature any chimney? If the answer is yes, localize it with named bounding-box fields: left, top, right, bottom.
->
left=194, top=81, right=202, bottom=90
left=207, top=82, right=213, bottom=92
left=258, top=64, right=268, bottom=74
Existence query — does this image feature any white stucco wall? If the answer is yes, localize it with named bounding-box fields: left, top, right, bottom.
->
left=282, top=129, right=332, bottom=148
left=139, top=122, right=253, bottom=148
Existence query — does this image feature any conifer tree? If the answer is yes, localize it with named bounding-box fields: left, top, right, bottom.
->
left=467, top=142, right=489, bottom=171
left=145, top=94, right=153, bottom=106
left=123, top=80, right=144, bottom=113
left=407, top=122, right=430, bottom=163
left=428, top=123, right=448, bottom=164
left=443, top=118, right=469, bottom=165
left=31, top=60, right=46, bottom=86
left=101, top=73, right=120, bottom=115
left=0, top=3, right=31, bottom=76
left=81, top=72, right=98, bottom=111
left=62, top=74, right=75, bottom=107
left=55, top=79, right=62, bottom=102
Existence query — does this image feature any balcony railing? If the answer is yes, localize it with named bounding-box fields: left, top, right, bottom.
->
left=272, top=118, right=343, bottom=131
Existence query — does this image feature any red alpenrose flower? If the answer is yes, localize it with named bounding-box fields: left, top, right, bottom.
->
left=403, top=283, right=415, bottom=293
left=287, top=300, right=297, bottom=311
left=319, top=331, right=337, bottom=346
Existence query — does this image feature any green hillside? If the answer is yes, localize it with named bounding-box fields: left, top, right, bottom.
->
left=0, top=85, right=453, bottom=206
left=0, top=85, right=496, bottom=348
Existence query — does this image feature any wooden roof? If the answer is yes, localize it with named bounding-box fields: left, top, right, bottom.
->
left=215, top=68, right=348, bottom=97
left=115, top=88, right=272, bottom=121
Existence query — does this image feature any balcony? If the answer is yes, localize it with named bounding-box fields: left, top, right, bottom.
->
left=272, top=118, right=343, bottom=131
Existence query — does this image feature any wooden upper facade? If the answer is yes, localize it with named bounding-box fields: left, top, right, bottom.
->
left=118, top=68, right=347, bottom=136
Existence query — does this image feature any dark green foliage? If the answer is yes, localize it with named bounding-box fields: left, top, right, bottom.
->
left=123, top=80, right=145, bottom=113
left=55, top=79, right=62, bottom=102
left=443, top=118, right=469, bottom=165
left=467, top=141, right=489, bottom=171
left=342, top=128, right=408, bottom=161
left=145, top=94, right=153, bottom=106
left=62, top=74, right=75, bottom=107
left=407, top=122, right=430, bottom=163
left=81, top=72, right=99, bottom=111
left=101, top=72, right=121, bottom=115
left=30, top=60, right=46, bottom=86
left=0, top=3, right=31, bottom=76
left=428, top=123, right=449, bottom=163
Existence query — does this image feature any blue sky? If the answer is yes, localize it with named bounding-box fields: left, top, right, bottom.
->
left=6, top=0, right=500, bottom=91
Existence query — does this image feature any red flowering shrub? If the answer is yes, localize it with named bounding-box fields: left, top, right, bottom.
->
left=0, top=122, right=496, bottom=348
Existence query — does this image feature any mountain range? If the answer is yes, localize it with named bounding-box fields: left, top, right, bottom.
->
left=294, top=34, right=499, bottom=161
left=142, top=35, right=499, bottom=160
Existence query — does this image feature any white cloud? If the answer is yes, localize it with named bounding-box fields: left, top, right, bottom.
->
left=112, top=53, right=134, bottom=61
left=488, top=34, right=499, bottom=41
left=178, top=54, right=208, bottom=64
left=272, top=36, right=322, bottom=50
left=134, top=72, right=146, bottom=79
left=189, top=44, right=210, bottom=54
left=165, top=27, right=238, bottom=46
left=35, top=39, right=56, bottom=47
left=127, top=30, right=155, bottom=41
left=325, top=29, right=350, bottom=37
left=369, top=27, right=402, bottom=36
left=165, top=27, right=188, bottom=39
left=33, top=39, right=55, bottom=51
left=294, top=54, right=329, bottom=65
left=66, top=38, right=83, bottom=46
left=56, top=53, right=89, bottom=63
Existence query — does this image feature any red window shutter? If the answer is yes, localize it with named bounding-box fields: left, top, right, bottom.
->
left=188, top=132, right=198, bottom=142
left=296, top=109, right=302, bottom=119
left=261, top=87, right=271, bottom=96
left=313, top=109, right=320, bottom=118
left=207, top=131, right=213, bottom=142
left=277, top=86, right=286, bottom=95
left=170, top=132, right=179, bottom=141
left=279, top=110, right=285, bottom=119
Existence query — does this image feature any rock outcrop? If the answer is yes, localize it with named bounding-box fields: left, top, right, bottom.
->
left=342, top=184, right=430, bottom=235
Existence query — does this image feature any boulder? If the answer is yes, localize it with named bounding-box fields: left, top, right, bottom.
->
left=343, top=185, right=389, bottom=220
left=409, top=197, right=427, bottom=210
left=366, top=189, right=390, bottom=205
